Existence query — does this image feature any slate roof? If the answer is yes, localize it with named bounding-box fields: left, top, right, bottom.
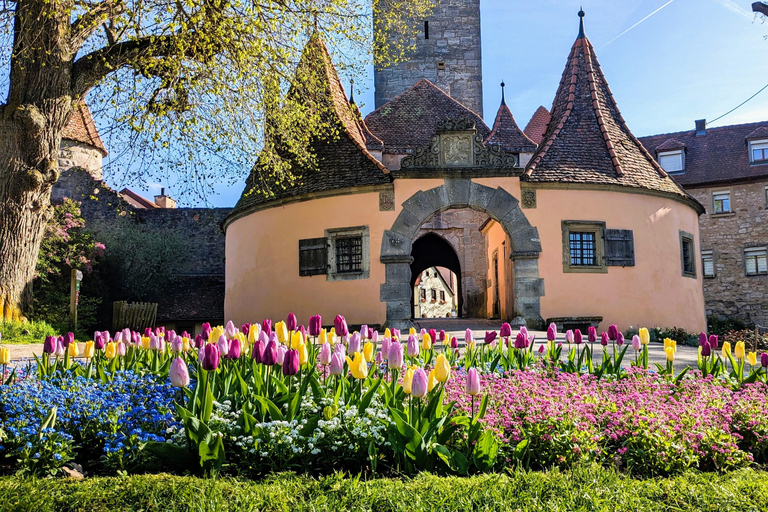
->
left=638, top=120, right=768, bottom=187
left=485, top=99, right=537, bottom=153
left=524, top=106, right=551, bottom=145
left=228, top=34, right=390, bottom=220
left=63, top=101, right=108, bottom=155
left=654, top=138, right=687, bottom=152
left=364, top=79, right=491, bottom=154
left=523, top=14, right=695, bottom=205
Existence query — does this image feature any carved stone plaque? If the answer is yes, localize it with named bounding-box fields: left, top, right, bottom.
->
left=379, top=190, right=395, bottom=211
left=441, top=133, right=472, bottom=167
left=521, top=189, right=537, bottom=209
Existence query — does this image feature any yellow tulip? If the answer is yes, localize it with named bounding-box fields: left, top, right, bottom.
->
left=345, top=352, right=368, bottom=380
left=384, top=328, right=392, bottom=339
left=663, top=338, right=677, bottom=353
left=209, top=326, right=224, bottom=344
left=434, top=353, right=450, bottom=382
left=422, top=333, right=432, bottom=350
left=409, top=327, right=417, bottom=336
left=468, top=340, right=476, bottom=351
left=734, top=341, right=745, bottom=360
left=329, top=327, right=336, bottom=341
left=298, top=341, right=308, bottom=366
left=105, top=342, right=117, bottom=359
left=275, top=321, right=288, bottom=345
left=0, top=347, right=10, bottom=365
left=68, top=342, right=79, bottom=358
left=665, top=346, right=675, bottom=362
left=319, top=329, right=328, bottom=345
left=639, top=328, right=650, bottom=345
left=403, top=368, right=414, bottom=394
left=83, top=340, right=95, bottom=359
left=748, top=351, right=757, bottom=366
left=363, top=342, right=374, bottom=362
left=235, top=332, right=247, bottom=345
left=291, top=331, right=304, bottom=350
left=141, top=336, right=150, bottom=350
left=427, top=369, right=437, bottom=392
left=182, top=337, right=191, bottom=352
left=248, top=325, right=257, bottom=344
left=722, top=341, right=732, bottom=359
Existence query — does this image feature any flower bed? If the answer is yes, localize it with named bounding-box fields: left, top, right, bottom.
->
left=0, top=317, right=767, bottom=478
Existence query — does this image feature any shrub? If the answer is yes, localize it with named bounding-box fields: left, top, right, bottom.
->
left=0, top=319, right=58, bottom=344
left=708, top=314, right=753, bottom=335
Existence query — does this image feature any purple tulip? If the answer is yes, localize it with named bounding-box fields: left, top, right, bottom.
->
left=565, top=330, right=574, bottom=344
left=372, top=330, right=379, bottom=343
left=217, top=335, right=229, bottom=357
left=381, top=337, right=391, bottom=360
left=309, top=315, right=322, bottom=337
left=500, top=323, right=512, bottom=338
left=420, top=328, right=427, bottom=339
left=223, top=321, right=235, bottom=339
left=334, top=343, right=346, bottom=356
left=699, top=332, right=708, bottom=347
left=465, top=368, right=481, bottom=396
left=392, top=329, right=401, bottom=340
left=631, top=335, right=641, bottom=351
left=450, top=336, right=459, bottom=349
left=538, top=344, right=546, bottom=354
left=275, top=344, right=287, bottom=365
left=241, top=324, right=251, bottom=337
left=262, top=339, right=278, bottom=366
left=54, top=338, right=65, bottom=356
left=117, top=341, right=126, bottom=357
left=361, top=325, right=369, bottom=339
left=547, top=323, right=557, bottom=342
left=329, top=352, right=345, bottom=376
left=334, top=315, right=349, bottom=337
left=761, top=352, right=768, bottom=368
left=514, top=332, right=527, bottom=349
left=439, top=330, right=446, bottom=342
left=228, top=338, right=242, bottom=359
left=132, top=332, right=142, bottom=346
left=144, top=327, right=153, bottom=338
left=588, top=326, right=597, bottom=343
left=201, top=322, right=212, bottom=340
left=94, top=332, right=105, bottom=351
left=608, top=324, right=619, bottom=341
left=428, top=329, right=437, bottom=345
left=407, top=335, right=419, bottom=358
left=170, top=357, right=191, bottom=387
left=286, top=313, right=297, bottom=332
left=200, top=344, right=220, bottom=371
left=574, top=329, right=583, bottom=345
left=194, top=334, right=205, bottom=349
left=318, top=343, right=332, bottom=365
left=252, top=340, right=265, bottom=362
left=600, top=332, right=609, bottom=347
left=149, top=334, right=161, bottom=351
left=61, top=332, right=74, bottom=348
left=282, top=349, right=299, bottom=375
left=484, top=331, right=497, bottom=345
left=388, top=341, right=404, bottom=369
left=701, top=340, right=712, bottom=357
left=261, top=319, right=272, bottom=337
left=348, top=332, right=361, bottom=355
left=167, top=330, right=177, bottom=344
left=465, top=329, right=474, bottom=345
left=411, top=368, right=429, bottom=398
left=171, top=336, right=183, bottom=353
left=617, top=332, right=625, bottom=346
left=375, top=351, right=384, bottom=365
left=709, top=335, right=719, bottom=350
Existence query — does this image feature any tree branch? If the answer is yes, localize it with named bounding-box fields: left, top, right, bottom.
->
left=70, top=0, right=126, bottom=52
left=753, top=2, right=768, bottom=17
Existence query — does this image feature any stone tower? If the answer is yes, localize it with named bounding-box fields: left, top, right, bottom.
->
left=374, top=0, right=483, bottom=115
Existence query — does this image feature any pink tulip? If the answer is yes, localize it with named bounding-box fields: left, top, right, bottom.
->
left=117, top=341, right=126, bottom=357
left=171, top=336, right=183, bottom=354
left=381, top=337, right=391, bottom=360
left=286, top=313, right=297, bottom=332
left=170, top=357, right=190, bottom=387
left=600, top=332, right=609, bottom=347
left=588, top=326, right=597, bottom=343
left=228, top=338, right=241, bottom=359
left=308, top=315, right=322, bottom=337
left=348, top=332, right=361, bottom=355
left=407, top=335, right=419, bottom=358
left=361, top=324, right=370, bottom=339
left=631, top=335, right=641, bottom=351
left=318, top=342, right=332, bottom=365
left=388, top=341, right=404, bottom=369
left=329, top=352, right=344, bottom=375
left=574, top=329, right=583, bottom=345
left=217, top=335, right=229, bottom=356
left=547, top=323, right=557, bottom=342
left=608, top=324, right=619, bottom=341
left=565, top=330, right=574, bottom=344
left=465, top=368, right=481, bottom=396
left=411, top=368, right=428, bottom=398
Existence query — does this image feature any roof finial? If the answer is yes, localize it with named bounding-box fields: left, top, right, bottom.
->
left=578, top=6, right=585, bottom=38
left=500, top=80, right=506, bottom=106
left=349, top=78, right=355, bottom=104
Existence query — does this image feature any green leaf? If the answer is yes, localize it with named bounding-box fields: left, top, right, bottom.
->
left=358, top=378, right=382, bottom=416
left=253, top=395, right=284, bottom=421
left=472, top=429, right=499, bottom=471
left=452, top=450, right=470, bottom=475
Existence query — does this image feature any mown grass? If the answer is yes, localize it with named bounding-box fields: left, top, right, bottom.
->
left=0, top=466, right=766, bottom=511
left=0, top=320, right=57, bottom=344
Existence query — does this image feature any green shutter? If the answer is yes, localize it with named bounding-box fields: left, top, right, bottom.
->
left=299, top=238, right=328, bottom=276
left=604, top=229, right=634, bottom=267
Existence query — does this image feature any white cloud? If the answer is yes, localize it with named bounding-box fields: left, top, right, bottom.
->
left=712, top=0, right=755, bottom=19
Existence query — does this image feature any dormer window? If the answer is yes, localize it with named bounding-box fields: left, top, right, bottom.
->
left=658, top=150, right=684, bottom=173
left=749, top=140, right=768, bottom=164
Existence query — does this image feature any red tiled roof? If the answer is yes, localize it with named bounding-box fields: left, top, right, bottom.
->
left=364, top=79, right=491, bottom=154
left=523, top=20, right=693, bottom=204
left=639, top=120, right=768, bottom=187
left=119, top=188, right=158, bottom=209
left=655, top=138, right=687, bottom=152
left=524, top=106, right=551, bottom=145
left=230, top=34, right=390, bottom=216
left=62, top=101, right=107, bottom=155
left=485, top=102, right=537, bottom=153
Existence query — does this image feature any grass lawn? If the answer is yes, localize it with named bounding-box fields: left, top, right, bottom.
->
left=0, top=466, right=766, bottom=511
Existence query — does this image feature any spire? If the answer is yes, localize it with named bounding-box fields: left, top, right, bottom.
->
left=349, top=78, right=355, bottom=105
left=578, top=6, right=585, bottom=38
left=486, top=88, right=537, bottom=153
left=500, top=80, right=506, bottom=106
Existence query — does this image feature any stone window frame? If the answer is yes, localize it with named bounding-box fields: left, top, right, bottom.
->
left=749, top=139, right=768, bottom=164
left=711, top=190, right=732, bottom=215
left=658, top=149, right=684, bottom=174
left=561, top=221, right=607, bottom=274
left=325, top=225, right=370, bottom=281
left=679, top=230, right=697, bottom=279
left=744, top=245, right=768, bottom=277
left=701, top=249, right=716, bottom=279
left=764, top=186, right=768, bottom=209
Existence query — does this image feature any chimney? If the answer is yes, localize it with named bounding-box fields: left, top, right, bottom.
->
left=695, top=119, right=707, bottom=136
left=154, top=187, right=177, bottom=208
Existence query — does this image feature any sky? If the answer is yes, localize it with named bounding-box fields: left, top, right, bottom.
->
left=104, top=0, right=768, bottom=207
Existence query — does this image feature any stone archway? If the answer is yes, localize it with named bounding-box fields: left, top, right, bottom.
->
left=410, top=233, right=464, bottom=318
left=380, top=178, right=544, bottom=329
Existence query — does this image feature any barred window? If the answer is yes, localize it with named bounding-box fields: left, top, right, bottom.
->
left=569, top=232, right=597, bottom=266
left=335, top=237, right=363, bottom=273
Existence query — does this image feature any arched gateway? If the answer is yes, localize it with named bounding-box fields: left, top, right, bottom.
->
left=379, top=179, right=544, bottom=329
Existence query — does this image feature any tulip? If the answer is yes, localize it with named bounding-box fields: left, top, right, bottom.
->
left=547, top=323, right=557, bottom=342
left=194, top=334, right=205, bottom=349
left=363, top=342, right=374, bottom=362
left=105, top=342, right=117, bottom=359
left=170, top=357, right=191, bottom=387
left=346, top=351, right=368, bottom=379
left=275, top=344, right=287, bottom=365
left=55, top=338, right=65, bottom=357
left=319, top=329, right=328, bottom=345
left=83, top=341, right=95, bottom=359
left=514, top=332, right=527, bottom=350
left=309, top=315, right=322, bottom=337
left=574, top=329, right=583, bottom=345
left=465, top=329, right=473, bottom=345
left=209, top=326, right=224, bottom=345
left=484, top=331, right=497, bottom=345
left=155, top=327, right=164, bottom=337
left=500, top=323, right=512, bottom=338
left=117, top=341, right=126, bottom=357
left=283, top=349, right=300, bottom=375
left=360, top=324, right=369, bottom=339
left=201, top=322, right=212, bottom=341
left=261, top=319, right=273, bottom=336
left=565, top=330, right=574, bottom=344
left=349, top=332, right=362, bottom=355
left=617, top=332, right=625, bottom=346
left=665, top=346, right=675, bottom=362
left=122, top=328, right=131, bottom=344
left=735, top=341, right=746, bottom=360
left=411, top=368, right=428, bottom=398
left=427, top=369, right=437, bottom=392
left=663, top=338, right=677, bottom=353
left=392, top=328, right=401, bottom=340
left=422, top=333, right=432, bottom=350
left=435, top=353, right=450, bottom=383
left=639, top=327, right=650, bottom=345
left=241, top=323, right=251, bottom=337
left=144, top=327, right=152, bottom=338
left=372, top=331, right=379, bottom=342
left=538, top=344, right=545, bottom=354
left=439, top=330, right=446, bottom=342
left=701, top=340, right=711, bottom=357
left=201, top=344, right=220, bottom=371
left=748, top=351, right=757, bottom=366
left=273, top=321, right=286, bottom=345
left=608, top=324, right=619, bottom=341
left=761, top=352, right=768, bottom=368
left=62, top=332, right=74, bottom=348
left=228, top=338, right=242, bottom=359
left=428, top=329, right=437, bottom=345
left=329, top=352, right=345, bottom=376
left=67, top=342, right=79, bottom=358
left=298, top=325, right=306, bottom=340
left=409, top=327, right=417, bottom=336
left=709, top=335, right=719, bottom=350
left=252, top=340, right=264, bottom=363
left=381, top=336, right=391, bottom=360
left=600, top=332, right=609, bottom=346
left=132, top=332, right=142, bottom=346
left=406, top=335, right=419, bottom=358
left=318, top=342, right=332, bottom=365
left=334, top=343, right=346, bottom=356
left=182, top=337, right=191, bottom=352
left=450, top=336, right=459, bottom=349
left=171, top=336, right=183, bottom=354
left=334, top=315, right=349, bottom=337
left=285, top=313, right=297, bottom=332
left=114, top=332, right=123, bottom=345
left=384, top=328, right=392, bottom=339
left=388, top=341, right=404, bottom=369
left=93, top=331, right=104, bottom=350
left=465, top=368, right=481, bottom=396
left=43, top=336, right=56, bottom=354
left=166, top=330, right=176, bottom=344
left=289, top=331, right=302, bottom=350
left=699, top=332, right=708, bottom=347
left=631, top=335, right=641, bottom=351
left=247, top=324, right=257, bottom=344
left=2, top=346, right=14, bottom=364
left=215, top=335, right=228, bottom=357
left=722, top=341, right=732, bottom=359
left=588, top=326, right=597, bottom=343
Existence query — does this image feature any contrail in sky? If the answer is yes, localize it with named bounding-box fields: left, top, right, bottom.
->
left=599, top=0, right=676, bottom=49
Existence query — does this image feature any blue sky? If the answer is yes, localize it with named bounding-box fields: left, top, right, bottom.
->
left=116, top=0, right=768, bottom=206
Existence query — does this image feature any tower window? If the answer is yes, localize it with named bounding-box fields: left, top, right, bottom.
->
left=424, top=21, right=429, bottom=39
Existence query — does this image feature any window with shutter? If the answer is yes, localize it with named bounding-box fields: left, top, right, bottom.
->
left=604, top=229, right=635, bottom=267
left=298, top=237, right=328, bottom=276
left=745, top=247, right=768, bottom=276
left=679, top=231, right=696, bottom=278
left=701, top=250, right=715, bottom=278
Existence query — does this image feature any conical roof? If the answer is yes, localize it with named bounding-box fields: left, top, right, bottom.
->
left=485, top=85, right=537, bottom=152
left=524, top=12, right=696, bottom=205
left=63, top=101, right=108, bottom=155
left=229, top=34, right=390, bottom=220
left=524, top=106, right=551, bottom=145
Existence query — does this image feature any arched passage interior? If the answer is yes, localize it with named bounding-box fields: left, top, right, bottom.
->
left=410, top=233, right=463, bottom=318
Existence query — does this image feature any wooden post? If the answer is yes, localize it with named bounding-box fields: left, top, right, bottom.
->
left=70, top=269, right=83, bottom=330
